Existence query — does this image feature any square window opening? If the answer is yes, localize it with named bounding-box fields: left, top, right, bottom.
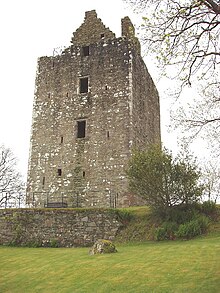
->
left=58, top=168, right=62, bottom=176
left=79, top=77, right=88, bottom=94
left=77, top=120, right=86, bottom=138
left=82, top=46, right=89, bottom=56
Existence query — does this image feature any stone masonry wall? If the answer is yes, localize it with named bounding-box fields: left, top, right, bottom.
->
left=26, top=10, right=161, bottom=209
left=27, top=38, right=132, bottom=208
left=0, top=209, right=122, bottom=247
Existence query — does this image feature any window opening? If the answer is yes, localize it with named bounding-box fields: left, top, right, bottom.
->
left=105, top=85, right=108, bottom=90
left=58, top=168, right=62, bottom=176
left=48, top=93, right=51, bottom=98
left=101, top=33, right=105, bottom=38
left=79, top=77, right=88, bottom=93
left=42, top=176, right=45, bottom=187
left=61, top=136, right=63, bottom=143
left=82, top=46, right=89, bottom=56
left=107, top=131, right=110, bottom=139
left=82, top=171, right=86, bottom=178
left=66, top=92, right=69, bottom=97
left=77, top=120, right=86, bottom=138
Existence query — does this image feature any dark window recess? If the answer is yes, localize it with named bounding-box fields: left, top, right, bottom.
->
left=107, top=131, right=110, bottom=139
left=52, top=61, right=55, bottom=68
left=79, top=77, right=88, bottom=93
left=82, top=46, right=89, bottom=56
left=101, top=33, right=105, bottom=38
left=60, top=136, right=63, bottom=143
left=66, top=92, right=69, bottom=97
left=42, top=176, right=45, bottom=186
left=48, top=93, right=51, bottom=98
left=105, top=85, right=108, bottom=90
left=58, top=168, right=62, bottom=176
left=82, top=171, right=86, bottom=178
left=77, top=120, right=86, bottom=138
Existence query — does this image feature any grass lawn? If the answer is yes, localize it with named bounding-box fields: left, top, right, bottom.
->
left=0, top=234, right=220, bottom=293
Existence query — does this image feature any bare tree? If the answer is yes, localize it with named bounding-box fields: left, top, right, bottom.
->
left=201, top=161, right=220, bottom=202
left=125, top=0, right=220, bottom=143
left=0, top=145, right=25, bottom=208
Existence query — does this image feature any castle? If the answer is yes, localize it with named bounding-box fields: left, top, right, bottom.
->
left=26, top=10, right=161, bottom=208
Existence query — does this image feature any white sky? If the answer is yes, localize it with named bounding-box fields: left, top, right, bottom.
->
left=0, top=0, right=177, bottom=179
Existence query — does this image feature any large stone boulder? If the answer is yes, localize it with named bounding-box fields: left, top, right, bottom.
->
left=89, top=239, right=117, bottom=255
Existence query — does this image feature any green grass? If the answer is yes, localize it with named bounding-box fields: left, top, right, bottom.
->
left=1, top=235, right=220, bottom=293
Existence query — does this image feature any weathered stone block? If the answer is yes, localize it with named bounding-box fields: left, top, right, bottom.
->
left=89, top=239, right=117, bottom=255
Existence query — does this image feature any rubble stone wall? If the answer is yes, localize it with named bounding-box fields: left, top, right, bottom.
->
left=0, top=209, right=122, bottom=247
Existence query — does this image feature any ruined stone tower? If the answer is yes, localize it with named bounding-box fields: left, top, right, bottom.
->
left=26, top=10, right=161, bottom=208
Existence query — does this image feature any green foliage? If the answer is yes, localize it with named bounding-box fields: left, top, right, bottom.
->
left=115, top=206, right=215, bottom=243
left=25, top=241, right=42, bottom=248
left=154, top=203, right=200, bottom=224
left=200, top=201, right=218, bottom=218
left=154, top=222, right=178, bottom=241
left=127, top=144, right=203, bottom=213
left=49, top=239, right=59, bottom=248
left=113, top=209, right=134, bottom=225
left=176, top=216, right=209, bottom=240
left=154, top=212, right=210, bottom=242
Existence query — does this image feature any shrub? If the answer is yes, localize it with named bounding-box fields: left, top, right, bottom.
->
left=113, top=209, right=134, bottom=225
left=153, top=204, right=200, bottom=224
left=200, top=201, right=218, bottom=219
left=50, top=239, right=59, bottom=248
left=176, top=216, right=209, bottom=239
left=127, top=145, right=203, bottom=213
left=154, top=222, right=178, bottom=241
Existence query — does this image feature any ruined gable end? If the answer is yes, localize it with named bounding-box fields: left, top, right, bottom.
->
left=71, top=10, right=115, bottom=46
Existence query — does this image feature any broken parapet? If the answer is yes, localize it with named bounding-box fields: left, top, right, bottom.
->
left=121, top=16, right=141, bottom=54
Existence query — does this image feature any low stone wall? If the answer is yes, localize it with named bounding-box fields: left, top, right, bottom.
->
left=0, top=208, right=122, bottom=247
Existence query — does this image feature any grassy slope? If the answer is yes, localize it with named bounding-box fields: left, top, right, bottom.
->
left=116, top=206, right=220, bottom=242
left=0, top=207, right=220, bottom=293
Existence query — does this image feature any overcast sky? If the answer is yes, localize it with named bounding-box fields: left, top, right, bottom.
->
left=0, top=0, right=177, bottom=179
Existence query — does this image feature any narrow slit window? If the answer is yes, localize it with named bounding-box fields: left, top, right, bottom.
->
left=66, top=92, right=69, bottom=97
left=79, top=77, right=88, bottom=93
left=48, top=93, right=51, bottom=98
left=77, top=120, right=86, bottom=138
left=60, top=136, right=63, bottom=143
left=42, top=176, right=45, bottom=187
left=82, top=46, right=89, bottom=56
left=82, top=171, right=86, bottom=178
left=58, top=168, right=62, bottom=176
left=107, top=131, right=110, bottom=139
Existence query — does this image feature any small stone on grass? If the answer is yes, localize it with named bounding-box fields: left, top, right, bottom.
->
left=89, top=239, right=117, bottom=255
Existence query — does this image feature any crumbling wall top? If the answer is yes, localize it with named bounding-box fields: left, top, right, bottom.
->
left=121, top=16, right=141, bottom=54
left=71, top=10, right=115, bottom=46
